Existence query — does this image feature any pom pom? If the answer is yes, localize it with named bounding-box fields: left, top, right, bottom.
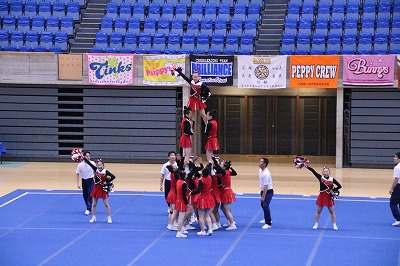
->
left=293, top=155, right=309, bottom=169
left=71, top=148, right=83, bottom=162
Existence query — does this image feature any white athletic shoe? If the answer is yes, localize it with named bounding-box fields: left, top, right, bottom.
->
left=185, top=224, right=196, bottom=230
left=206, top=230, right=213, bottom=236
left=181, top=230, right=188, bottom=235
left=259, top=219, right=265, bottom=224
left=173, top=220, right=178, bottom=227
left=190, top=214, right=197, bottom=224
left=176, top=232, right=187, bottom=238
left=312, top=223, right=318, bottom=230
left=197, top=230, right=206, bottom=236
left=333, top=224, right=338, bottom=231
left=222, top=221, right=230, bottom=227
left=392, top=221, right=400, bottom=226
left=212, top=223, right=219, bottom=230
left=167, top=224, right=178, bottom=231
left=226, top=224, right=237, bottom=230
left=84, top=210, right=90, bottom=215
left=89, top=216, right=96, bottom=223
left=262, top=224, right=271, bottom=229
left=107, top=216, right=112, bottom=224
left=216, top=222, right=222, bottom=228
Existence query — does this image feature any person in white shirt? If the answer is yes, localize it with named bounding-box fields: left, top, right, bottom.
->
left=75, top=151, right=95, bottom=215
left=390, top=152, right=400, bottom=226
left=160, top=151, right=178, bottom=211
left=259, top=158, right=273, bottom=229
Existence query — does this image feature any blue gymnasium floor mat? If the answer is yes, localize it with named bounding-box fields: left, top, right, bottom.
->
left=0, top=190, right=399, bottom=266
left=0, top=162, right=28, bottom=168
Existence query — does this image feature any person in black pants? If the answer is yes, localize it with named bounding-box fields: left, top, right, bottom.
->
left=258, top=158, right=273, bottom=229
left=75, top=151, right=95, bottom=215
left=390, top=152, right=400, bottom=226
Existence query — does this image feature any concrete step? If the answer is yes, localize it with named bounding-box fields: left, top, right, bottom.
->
left=81, top=17, right=102, bottom=24
left=258, top=28, right=283, bottom=35
left=70, top=42, right=94, bottom=48
left=76, top=32, right=97, bottom=38
left=70, top=47, right=92, bottom=53
left=256, top=50, right=280, bottom=55
left=82, top=12, right=105, bottom=19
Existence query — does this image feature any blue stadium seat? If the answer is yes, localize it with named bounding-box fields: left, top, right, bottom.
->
left=134, top=48, right=147, bottom=54
left=3, top=45, right=17, bottom=52
left=0, top=1, right=8, bottom=15
left=39, top=31, right=53, bottom=50
left=157, top=18, right=170, bottom=34
left=10, top=30, right=23, bottom=48
left=301, top=3, right=314, bottom=20
left=218, top=3, right=231, bottom=20
left=230, top=18, right=243, bottom=35
left=148, top=3, right=161, bottom=20
left=120, top=47, right=133, bottom=54
left=191, top=4, right=203, bottom=20
left=152, top=0, right=166, bottom=5
left=144, top=18, right=156, bottom=35
left=186, top=18, right=199, bottom=35
left=287, top=3, right=300, bottom=19
left=226, top=33, right=239, bottom=52
left=389, top=33, right=400, bottom=53
left=133, top=3, right=145, bottom=21
left=38, top=2, right=51, bottom=18
left=3, top=15, right=16, bottom=31
left=54, top=31, right=68, bottom=51
left=31, top=16, right=45, bottom=32
left=357, top=32, right=372, bottom=54
left=314, top=17, right=328, bottom=36
left=361, top=2, right=376, bottom=19
left=233, top=3, right=246, bottom=20
left=165, top=0, right=179, bottom=5
left=329, top=18, right=342, bottom=35
left=17, top=15, right=31, bottom=32
left=238, top=49, right=251, bottom=55
left=378, top=0, right=391, bottom=13
left=223, top=49, right=236, bottom=55
left=67, top=2, right=80, bottom=21
left=164, top=49, right=176, bottom=54
left=343, top=17, right=358, bottom=35
left=33, top=46, right=46, bottom=52
left=161, top=3, right=174, bottom=19
left=182, top=33, right=195, bottom=52
left=331, top=2, right=345, bottom=19
left=53, top=2, right=66, bottom=18
left=105, top=3, right=118, bottom=19
left=194, top=0, right=207, bottom=6
left=0, top=30, right=10, bottom=49
left=10, top=1, right=23, bottom=17
left=148, top=48, right=162, bottom=54
left=205, top=4, right=217, bottom=18
left=114, top=17, right=127, bottom=35
left=200, top=18, right=213, bottom=36
left=240, top=33, right=254, bottom=53
left=346, top=2, right=359, bottom=19
left=214, top=18, right=227, bottom=35
left=298, top=18, right=312, bottom=35
left=127, top=17, right=140, bottom=34
left=46, top=16, right=60, bottom=32
left=210, top=33, right=224, bottom=52
left=105, top=47, right=118, bottom=53
left=316, top=2, right=330, bottom=17
left=110, top=32, right=123, bottom=51
left=247, top=4, right=260, bottom=21
left=360, top=18, right=375, bottom=35
left=24, top=2, right=37, bottom=18
left=152, top=32, right=166, bottom=51
left=124, top=32, right=137, bottom=50
left=171, top=18, right=184, bottom=35
left=284, top=17, right=297, bottom=34
left=61, top=16, right=74, bottom=36
left=138, top=32, right=151, bottom=52
left=119, top=3, right=132, bottom=19
left=49, top=46, right=62, bottom=53
left=196, top=33, right=209, bottom=52
left=373, top=33, right=388, bottom=54
left=244, top=18, right=257, bottom=36
left=175, top=4, right=188, bottom=21
left=25, top=30, right=38, bottom=49
left=193, top=49, right=206, bottom=54
left=280, top=33, right=295, bottom=54
left=208, top=48, right=220, bottom=55
left=19, top=46, right=31, bottom=52
left=375, top=17, right=389, bottom=35
left=100, top=17, right=113, bottom=34
left=296, top=33, right=310, bottom=54
left=342, top=33, right=356, bottom=54
left=95, top=31, right=108, bottom=51
left=310, top=33, right=325, bottom=55
left=167, top=33, right=180, bottom=53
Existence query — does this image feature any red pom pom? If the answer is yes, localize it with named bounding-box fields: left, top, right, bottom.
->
left=293, top=156, right=309, bottom=169
left=71, top=148, right=83, bottom=162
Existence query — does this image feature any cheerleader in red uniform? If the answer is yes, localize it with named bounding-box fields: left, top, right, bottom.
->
left=175, top=67, right=211, bottom=125
left=184, top=160, right=203, bottom=228
left=180, top=107, right=194, bottom=165
left=166, top=165, right=179, bottom=230
left=204, top=110, right=219, bottom=162
left=84, top=158, right=116, bottom=224
left=191, top=165, right=215, bottom=236
left=210, top=158, right=222, bottom=230
left=212, top=157, right=238, bottom=230
left=175, top=170, right=189, bottom=238
left=305, top=165, right=342, bottom=230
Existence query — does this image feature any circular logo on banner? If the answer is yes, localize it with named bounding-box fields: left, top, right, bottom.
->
left=254, top=65, right=269, bottom=80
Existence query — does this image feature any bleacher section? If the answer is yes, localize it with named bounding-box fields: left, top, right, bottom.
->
left=281, top=0, right=400, bottom=55
left=90, top=0, right=262, bottom=55
left=0, top=0, right=82, bottom=52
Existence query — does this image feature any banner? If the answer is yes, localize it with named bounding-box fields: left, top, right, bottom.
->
left=143, top=54, right=186, bottom=85
left=238, top=55, right=287, bottom=89
left=189, top=55, right=234, bottom=86
left=87, top=54, right=134, bottom=86
left=397, top=55, right=400, bottom=89
left=290, top=55, right=339, bottom=88
left=343, top=55, right=395, bottom=85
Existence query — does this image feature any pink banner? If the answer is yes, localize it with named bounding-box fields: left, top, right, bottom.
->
left=87, top=54, right=134, bottom=86
left=342, top=55, right=395, bottom=86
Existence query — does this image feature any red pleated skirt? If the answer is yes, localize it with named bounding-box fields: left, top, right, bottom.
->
left=316, top=192, right=334, bottom=207
left=188, top=97, right=207, bottom=111
left=166, top=190, right=177, bottom=204
left=188, top=193, right=199, bottom=205
left=90, top=184, right=108, bottom=199
left=197, top=194, right=215, bottom=209
left=174, top=200, right=188, bottom=212
left=211, top=188, right=221, bottom=204
left=221, top=188, right=236, bottom=203
left=204, top=138, right=219, bottom=151
left=179, top=135, right=192, bottom=148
